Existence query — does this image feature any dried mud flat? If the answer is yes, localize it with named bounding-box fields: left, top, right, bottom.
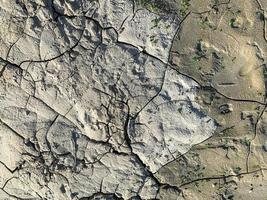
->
left=0, top=0, right=267, bottom=199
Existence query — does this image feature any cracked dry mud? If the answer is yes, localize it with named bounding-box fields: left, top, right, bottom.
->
left=0, top=0, right=267, bottom=199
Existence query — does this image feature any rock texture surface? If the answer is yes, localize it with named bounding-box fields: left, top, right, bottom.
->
left=9, top=0, right=267, bottom=199
left=0, top=0, right=217, bottom=199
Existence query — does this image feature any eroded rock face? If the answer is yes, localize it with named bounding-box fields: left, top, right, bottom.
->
left=0, top=0, right=216, bottom=199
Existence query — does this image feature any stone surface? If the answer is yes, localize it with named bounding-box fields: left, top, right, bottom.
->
left=1, top=0, right=266, bottom=199
left=0, top=1, right=216, bottom=199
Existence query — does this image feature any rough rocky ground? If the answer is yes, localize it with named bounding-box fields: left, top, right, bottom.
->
left=0, top=0, right=267, bottom=199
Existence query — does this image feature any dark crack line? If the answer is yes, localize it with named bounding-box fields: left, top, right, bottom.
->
left=0, top=63, right=7, bottom=78
left=1, top=187, right=36, bottom=200
left=1, top=177, right=17, bottom=191
left=132, top=65, right=168, bottom=119
left=167, top=11, right=191, bottom=62
left=0, top=119, right=25, bottom=141
left=19, top=26, right=85, bottom=66
left=0, top=160, right=24, bottom=174
left=255, top=0, right=267, bottom=44
left=123, top=100, right=134, bottom=153
left=6, top=36, right=22, bottom=61
left=45, top=114, right=59, bottom=153
left=79, top=191, right=123, bottom=200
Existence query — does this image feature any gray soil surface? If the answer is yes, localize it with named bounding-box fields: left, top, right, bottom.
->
left=0, top=0, right=267, bottom=199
